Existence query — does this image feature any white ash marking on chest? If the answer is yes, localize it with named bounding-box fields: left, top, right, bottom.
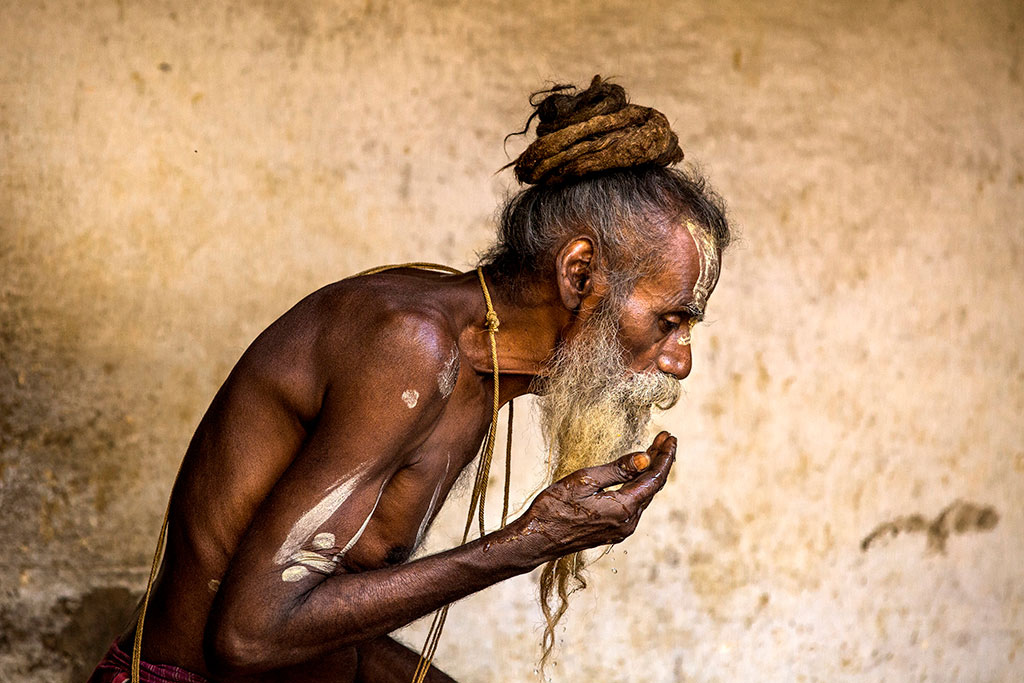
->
left=414, top=453, right=451, bottom=549
left=401, top=389, right=419, bottom=408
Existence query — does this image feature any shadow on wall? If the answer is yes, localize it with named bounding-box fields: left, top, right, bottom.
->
left=60, top=587, right=138, bottom=682
left=0, top=586, right=139, bottom=682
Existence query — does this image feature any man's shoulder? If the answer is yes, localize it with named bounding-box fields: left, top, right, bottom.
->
left=314, top=276, right=459, bottom=386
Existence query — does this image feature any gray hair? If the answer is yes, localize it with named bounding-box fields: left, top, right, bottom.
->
left=479, top=164, right=731, bottom=300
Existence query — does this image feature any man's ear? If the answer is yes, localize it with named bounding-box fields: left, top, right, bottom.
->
left=555, top=237, right=595, bottom=312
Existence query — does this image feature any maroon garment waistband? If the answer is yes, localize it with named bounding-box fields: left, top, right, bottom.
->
left=87, top=639, right=209, bottom=683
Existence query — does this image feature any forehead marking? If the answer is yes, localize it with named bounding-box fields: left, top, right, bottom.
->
left=683, top=220, right=720, bottom=312
left=676, top=319, right=697, bottom=346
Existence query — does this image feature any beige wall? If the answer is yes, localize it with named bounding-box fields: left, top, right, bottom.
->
left=2, top=1, right=1022, bottom=681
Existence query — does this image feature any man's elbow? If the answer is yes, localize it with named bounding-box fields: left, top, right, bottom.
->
left=204, top=613, right=278, bottom=677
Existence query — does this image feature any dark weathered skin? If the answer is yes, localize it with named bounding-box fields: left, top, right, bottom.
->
left=115, top=226, right=709, bottom=682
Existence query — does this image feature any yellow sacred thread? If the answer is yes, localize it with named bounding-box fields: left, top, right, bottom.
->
left=130, top=511, right=169, bottom=682
left=412, top=266, right=511, bottom=683
left=353, top=262, right=464, bottom=278
left=131, top=262, right=514, bottom=683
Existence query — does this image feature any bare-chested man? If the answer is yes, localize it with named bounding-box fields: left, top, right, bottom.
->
left=88, top=76, right=730, bottom=682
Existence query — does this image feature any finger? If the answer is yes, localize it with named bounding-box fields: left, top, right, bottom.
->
left=634, top=432, right=672, bottom=472
left=649, top=431, right=671, bottom=452
left=573, top=449, right=653, bottom=493
left=614, top=436, right=677, bottom=504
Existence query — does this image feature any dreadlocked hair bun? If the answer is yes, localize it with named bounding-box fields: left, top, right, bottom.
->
left=511, top=75, right=684, bottom=186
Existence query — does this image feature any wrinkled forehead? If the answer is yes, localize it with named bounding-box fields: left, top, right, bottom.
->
left=625, top=219, right=720, bottom=310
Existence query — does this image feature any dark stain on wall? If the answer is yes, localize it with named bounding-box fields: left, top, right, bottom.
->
left=861, top=500, right=1000, bottom=553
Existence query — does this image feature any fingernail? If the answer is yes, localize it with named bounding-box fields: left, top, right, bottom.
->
left=632, top=453, right=650, bottom=471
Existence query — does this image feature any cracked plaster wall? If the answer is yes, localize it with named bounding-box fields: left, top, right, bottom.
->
left=1, top=1, right=1022, bottom=681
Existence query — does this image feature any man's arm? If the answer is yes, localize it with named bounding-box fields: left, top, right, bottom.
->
left=203, top=312, right=676, bottom=675
left=206, top=430, right=674, bottom=676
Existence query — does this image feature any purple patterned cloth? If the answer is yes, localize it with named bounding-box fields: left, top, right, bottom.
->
left=87, top=639, right=209, bottom=683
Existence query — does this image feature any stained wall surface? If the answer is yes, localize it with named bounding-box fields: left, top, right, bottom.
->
left=1, top=1, right=1022, bottom=681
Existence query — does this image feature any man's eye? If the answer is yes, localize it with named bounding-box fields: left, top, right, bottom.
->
left=659, top=316, right=681, bottom=333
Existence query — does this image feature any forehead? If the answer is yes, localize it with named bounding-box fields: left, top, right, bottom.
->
left=630, top=223, right=705, bottom=306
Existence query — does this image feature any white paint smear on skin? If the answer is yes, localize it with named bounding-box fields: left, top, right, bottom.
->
left=281, top=566, right=310, bottom=582
left=677, top=319, right=696, bottom=346
left=402, top=389, right=419, bottom=408
left=684, top=219, right=721, bottom=312
left=311, top=532, right=335, bottom=550
left=288, top=550, right=338, bottom=574
left=438, top=348, right=459, bottom=398
left=415, top=453, right=450, bottom=549
left=338, top=479, right=387, bottom=555
left=274, top=461, right=371, bottom=565
left=275, top=466, right=393, bottom=583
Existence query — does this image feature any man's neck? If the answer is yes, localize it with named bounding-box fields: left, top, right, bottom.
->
left=454, top=269, right=569, bottom=403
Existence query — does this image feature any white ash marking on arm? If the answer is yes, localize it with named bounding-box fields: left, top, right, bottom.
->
left=273, top=462, right=371, bottom=566
left=437, top=348, right=460, bottom=398
left=277, top=476, right=389, bottom=582
left=311, top=532, right=335, bottom=549
left=281, top=566, right=310, bottom=582
left=337, top=479, right=387, bottom=555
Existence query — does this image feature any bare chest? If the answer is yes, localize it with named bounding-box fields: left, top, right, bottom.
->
left=337, top=389, right=493, bottom=572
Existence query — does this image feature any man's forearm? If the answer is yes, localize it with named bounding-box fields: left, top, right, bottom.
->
left=356, top=636, right=457, bottom=683
left=209, top=519, right=546, bottom=673
left=209, top=438, right=674, bottom=676
left=294, top=522, right=542, bottom=650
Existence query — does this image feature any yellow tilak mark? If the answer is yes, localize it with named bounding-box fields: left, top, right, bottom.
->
left=676, top=319, right=697, bottom=346
left=684, top=220, right=720, bottom=312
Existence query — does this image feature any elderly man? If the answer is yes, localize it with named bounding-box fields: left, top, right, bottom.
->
left=89, top=76, right=729, bottom=682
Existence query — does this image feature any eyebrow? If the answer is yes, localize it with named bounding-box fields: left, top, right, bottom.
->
left=683, top=303, right=705, bottom=321
left=670, top=298, right=705, bottom=321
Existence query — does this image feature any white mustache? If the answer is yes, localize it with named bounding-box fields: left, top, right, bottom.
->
left=611, top=370, right=680, bottom=411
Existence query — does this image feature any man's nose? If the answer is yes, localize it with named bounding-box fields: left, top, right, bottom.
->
left=656, top=339, right=692, bottom=380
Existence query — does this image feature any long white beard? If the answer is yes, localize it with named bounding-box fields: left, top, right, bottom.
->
left=532, top=301, right=681, bottom=671
left=535, top=305, right=681, bottom=483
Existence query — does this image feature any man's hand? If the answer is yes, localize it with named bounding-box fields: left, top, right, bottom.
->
left=510, top=431, right=677, bottom=562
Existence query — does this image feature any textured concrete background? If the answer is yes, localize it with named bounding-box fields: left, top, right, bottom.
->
left=1, top=1, right=1022, bottom=681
